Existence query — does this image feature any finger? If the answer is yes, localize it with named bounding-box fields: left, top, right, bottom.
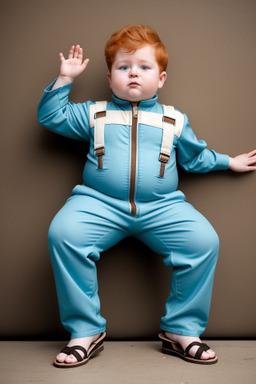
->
left=245, top=166, right=256, bottom=171
left=77, top=47, right=84, bottom=61
left=74, top=44, right=80, bottom=58
left=68, top=45, right=75, bottom=60
left=59, top=52, right=65, bottom=62
left=247, top=149, right=256, bottom=157
left=82, top=58, right=90, bottom=69
left=248, top=156, right=256, bottom=165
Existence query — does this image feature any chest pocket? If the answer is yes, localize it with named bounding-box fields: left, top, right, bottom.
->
left=89, top=102, right=184, bottom=177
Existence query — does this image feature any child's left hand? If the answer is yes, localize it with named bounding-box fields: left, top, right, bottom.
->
left=229, top=150, right=256, bottom=172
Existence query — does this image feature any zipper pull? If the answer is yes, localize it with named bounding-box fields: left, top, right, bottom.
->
left=132, top=103, right=138, bottom=119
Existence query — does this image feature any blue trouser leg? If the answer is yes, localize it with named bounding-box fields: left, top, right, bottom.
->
left=49, top=187, right=219, bottom=338
left=136, top=199, right=219, bottom=337
left=48, top=193, right=129, bottom=338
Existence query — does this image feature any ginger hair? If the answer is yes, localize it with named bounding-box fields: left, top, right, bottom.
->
left=105, top=25, right=168, bottom=73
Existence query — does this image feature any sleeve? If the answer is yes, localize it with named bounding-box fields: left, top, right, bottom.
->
left=177, top=114, right=230, bottom=173
left=37, top=79, right=92, bottom=142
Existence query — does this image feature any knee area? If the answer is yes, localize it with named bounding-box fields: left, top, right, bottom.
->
left=48, top=218, right=64, bottom=247
left=201, top=228, right=219, bottom=257
left=48, top=215, right=79, bottom=248
left=48, top=215, right=100, bottom=262
left=191, top=225, right=219, bottom=257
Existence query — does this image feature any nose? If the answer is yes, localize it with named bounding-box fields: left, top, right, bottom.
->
left=129, top=66, right=138, bottom=77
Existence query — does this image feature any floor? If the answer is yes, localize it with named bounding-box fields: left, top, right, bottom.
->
left=0, top=340, right=255, bottom=384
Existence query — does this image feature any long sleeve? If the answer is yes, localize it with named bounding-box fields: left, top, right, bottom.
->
left=177, top=114, right=230, bottom=173
left=37, top=79, right=91, bottom=142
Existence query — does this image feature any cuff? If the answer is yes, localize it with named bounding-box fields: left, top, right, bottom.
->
left=215, top=153, right=230, bottom=170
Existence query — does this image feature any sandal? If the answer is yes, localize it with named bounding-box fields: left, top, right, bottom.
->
left=158, top=333, right=218, bottom=365
left=54, top=332, right=106, bottom=368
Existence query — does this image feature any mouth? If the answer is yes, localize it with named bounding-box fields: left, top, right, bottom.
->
left=129, top=82, right=140, bottom=87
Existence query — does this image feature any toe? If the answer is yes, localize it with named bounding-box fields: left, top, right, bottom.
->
left=200, top=349, right=216, bottom=360
left=65, top=355, right=77, bottom=363
left=56, top=353, right=67, bottom=363
left=206, top=349, right=216, bottom=359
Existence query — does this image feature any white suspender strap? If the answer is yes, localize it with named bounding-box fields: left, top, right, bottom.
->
left=160, top=105, right=175, bottom=158
left=89, top=102, right=184, bottom=175
left=90, top=101, right=107, bottom=169
left=159, top=105, right=184, bottom=178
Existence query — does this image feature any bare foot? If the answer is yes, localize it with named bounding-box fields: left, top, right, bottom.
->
left=56, top=333, right=101, bottom=364
left=165, top=332, right=216, bottom=360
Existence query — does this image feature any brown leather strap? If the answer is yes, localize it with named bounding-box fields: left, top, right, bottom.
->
left=94, top=110, right=107, bottom=169
left=95, top=111, right=106, bottom=119
left=159, top=153, right=170, bottom=178
left=95, top=147, right=105, bottom=169
left=60, top=345, right=87, bottom=362
left=159, top=162, right=165, bottom=178
left=163, top=116, right=176, bottom=125
left=184, top=341, right=210, bottom=359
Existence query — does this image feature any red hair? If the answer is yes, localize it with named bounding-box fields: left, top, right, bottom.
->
left=105, top=25, right=168, bottom=73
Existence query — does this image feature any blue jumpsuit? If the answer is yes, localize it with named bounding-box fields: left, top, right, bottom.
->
left=38, top=80, right=229, bottom=339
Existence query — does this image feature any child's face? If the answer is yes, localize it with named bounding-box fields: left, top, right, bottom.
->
left=107, top=45, right=167, bottom=102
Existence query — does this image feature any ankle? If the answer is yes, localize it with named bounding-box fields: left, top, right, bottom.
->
left=68, top=333, right=101, bottom=351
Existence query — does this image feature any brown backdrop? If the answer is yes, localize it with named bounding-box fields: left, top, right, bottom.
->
left=1, top=0, right=255, bottom=340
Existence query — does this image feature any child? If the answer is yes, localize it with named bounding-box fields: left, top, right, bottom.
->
left=38, top=25, right=256, bottom=367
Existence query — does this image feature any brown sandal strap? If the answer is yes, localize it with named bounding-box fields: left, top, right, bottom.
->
left=60, top=345, right=87, bottom=362
left=185, top=341, right=210, bottom=359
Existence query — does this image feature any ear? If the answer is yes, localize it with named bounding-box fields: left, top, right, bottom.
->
left=158, top=71, right=167, bottom=89
left=107, top=72, right=112, bottom=87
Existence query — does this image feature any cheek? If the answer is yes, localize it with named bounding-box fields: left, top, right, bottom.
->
left=111, top=75, right=125, bottom=92
left=146, top=78, right=159, bottom=91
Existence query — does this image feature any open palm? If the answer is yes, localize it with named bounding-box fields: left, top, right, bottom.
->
left=59, top=45, right=89, bottom=81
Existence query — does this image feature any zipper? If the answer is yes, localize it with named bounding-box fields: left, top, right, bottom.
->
left=129, top=103, right=138, bottom=216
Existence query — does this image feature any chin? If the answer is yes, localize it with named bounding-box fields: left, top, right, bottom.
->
left=127, top=97, right=142, bottom=102
left=126, top=93, right=150, bottom=102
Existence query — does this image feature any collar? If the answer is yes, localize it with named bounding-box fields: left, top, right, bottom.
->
left=112, top=94, right=158, bottom=109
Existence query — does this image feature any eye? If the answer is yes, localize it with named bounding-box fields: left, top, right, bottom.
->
left=141, top=65, right=150, bottom=70
left=119, top=65, right=129, bottom=71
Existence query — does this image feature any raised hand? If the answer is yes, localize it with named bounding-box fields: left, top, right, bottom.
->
left=59, top=45, right=89, bottom=81
left=229, top=149, right=256, bottom=172
left=52, top=45, right=89, bottom=90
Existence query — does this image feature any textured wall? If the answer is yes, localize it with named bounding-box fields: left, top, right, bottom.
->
left=1, top=0, right=255, bottom=339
